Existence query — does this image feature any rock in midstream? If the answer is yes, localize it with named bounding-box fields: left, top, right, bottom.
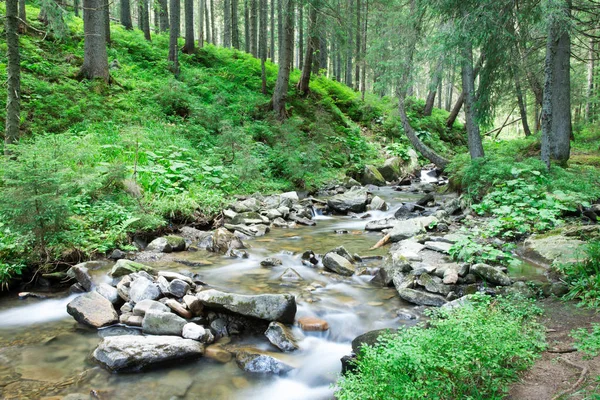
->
left=327, top=187, right=369, bottom=214
left=470, top=263, right=512, bottom=286
left=92, top=335, right=204, bottom=372
left=265, top=322, right=299, bottom=352
left=235, top=349, right=294, bottom=374
left=322, top=253, right=355, bottom=276
left=66, top=291, right=119, bottom=328
left=196, top=289, right=297, bottom=324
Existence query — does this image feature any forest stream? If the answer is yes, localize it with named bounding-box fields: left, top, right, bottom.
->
left=0, top=175, right=546, bottom=400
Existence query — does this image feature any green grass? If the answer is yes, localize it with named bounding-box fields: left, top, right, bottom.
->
left=335, top=294, right=546, bottom=400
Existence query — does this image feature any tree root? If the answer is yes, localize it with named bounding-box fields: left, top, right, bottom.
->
left=551, top=357, right=589, bottom=400
left=547, top=347, right=577, bottom=354
left=370, top=233, right=390, bottom=250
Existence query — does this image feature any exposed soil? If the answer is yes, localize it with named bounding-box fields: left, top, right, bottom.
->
left=508, top=298, right=600, bottom=400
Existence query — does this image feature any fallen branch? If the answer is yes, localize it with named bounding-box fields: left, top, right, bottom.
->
left=551, top=357, right=589, bottom=400
left=370, top=233, right=390, bottom=250
left=547, top=347, right=577, bottom=354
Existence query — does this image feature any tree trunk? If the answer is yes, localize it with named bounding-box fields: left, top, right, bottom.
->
left=18, top=0, right=26, bottom=33
left=354, top=0, right=360, bottom=91
left=79, top=0, right=109, bottom=82
left=513, top=65, right=531, bottom=136
left=104, top=0, right=111, bottom=44
left=140, top=0, right=151, bottom=40
left=5, top=0, right=21, bottom=153
left=297, top=0, right=318, bottom=94
left=259, top=0, right=268, bottom=93
left=297, top=1, right=303, bottom=69
left=344, top=0, right=353, bottom=87
left=210, top=0, right=215, bottom=44
left=168, top=0, right=180, bottom=76
left=270, top=0, right=275, bottom=61
left=541, top=1, right=571, bottom=168
left=277, top=0, right=282, bottom=59
left=224, top=0, right=232, bottom=47
left=205, top=0, right=211, bottom=43
left=158, top=0, right=169, bottom=31
left=444, top=66, right=453, bottom=111
left=198, top=0, right=204, bottom=47
left=318, top=34, right=327, bottom=73
left=360, top=0, right=367, bottom=100
left=271, top=0, right=294, bottom=119
left=461, top=41, right=484, bottom=159
left=446, top=54, right=483, bottom=128
left=121, top=0, right=133, bottom=29
left=585, top=36, right=596, bottom=122
left=436, top=79, right=442, bottom=109
left=250, top=0, right=258, bottom=56
left=74, top=0, right=80, bottom=17
left=183, top=0, right=194, bottom=52
left=244, top=0, right=250, bottom=52
left=424, top=59, right=443, bottom=116
left=232, top=0, right=240, bottom=49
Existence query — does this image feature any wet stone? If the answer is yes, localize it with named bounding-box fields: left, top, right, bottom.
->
left=297, top=316, right=329, bottom=331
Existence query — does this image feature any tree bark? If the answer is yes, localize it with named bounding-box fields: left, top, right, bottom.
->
left=198, top=0, right=204, bottom=47
left=183, top=0, right=194, bottom=52
left=297, top=0, right=318, bottom=94
left=168, top=0, right=180, bottom=76
left=360, top=0, right=367, bottom=99
left=224, top=0, right=232, bottom=47
left=270, top=0, right=275, bottom=61
left=121, top=0, right=133, bottom=29
left=5, top=0, right=21, bottom=153
left=232, top=0, right=240, bottom=49
left=541, top=0, right=571, bottom=168
left=446, top=54, right=483, bottom=128
left=277, top=0, right=282, bottom=59
left=205, top=0, right=211, bottom=43
left=210, top=0, right=215, bottom=44
left=344, top=0, right=353, bottom=87
left=79, top=0, right=109, bottom=82
left=424, top=59, right=443, bottom=116
left=259, top=0, right=268, bottom=93
left=354, top=0, right=360, bottom=91
left=104, top=0, right=111, bottom=44
left=158, top=0, right=169, bottom=31
left=513, top=65, right=531, bottom=136
left=297, top=0, right=303, bottom=69
left=585, top=36, right=596, bottom=122
left=461, top=41, right=484, bottom=159
left=18, top=0, right=26, bottom=33
left=271, top=0, right=294, bottom=119
left=74, top=0, right=80, bottom=17
left=140, top=0, right=151, bottom=40
left=250, top=0, right=258, bottom=56
left=244, top=0, right=250, bottom=52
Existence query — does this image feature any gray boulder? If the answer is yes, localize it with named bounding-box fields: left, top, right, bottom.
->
left=96, top=283, right=120, bottom=305
left=235, top=350, right=294, bottom=374
left=367, top=196, right=388, bottom=211
left=169, top=279, right=191, bottom=298
left=133, top=299, right=170, bottom=316
left=378, top=157, right=403, bottom=182
left=182, top=323, right=214, bottom=343
left=360, top=165, right=386, bottom=186
left=142, top=310, right=187, bottom=336
left=471, top=263, right=512, bottom=286
left=129, top=277, right=161, bottom=304
left=196, top=289, right=296, bottom=324
left=67, top=292, right=119, bottom=328
left=199, top=227, right=246, bottom=254
left=231, top=198, right=262, bottom=213
left=265, top=322, right=299, bottom=352
left=424, top=241, right=452, bottom=254
left=67, top=264, right=94, bottom=291
left=365, top=218, right=398, bottom=231
left=352, top=328, right=397, bottom=355
left=396, top=288, right=447, bottom=307
left=327, top=188, right=369, bottom=214
left=110, top=259, right=155, bottom=278
left=92, top=335, right=204, bottom=372
left=261, top=257, right=283, bottom=267
left=146, top=235, right=187, bottom=253
left=323, top=253, right=355, bottom=276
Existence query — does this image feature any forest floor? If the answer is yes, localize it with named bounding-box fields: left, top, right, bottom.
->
left=508, top=298, right=600, bottom=400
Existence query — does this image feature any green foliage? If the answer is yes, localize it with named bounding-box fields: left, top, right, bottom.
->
left=571, top=323, right=600, bottom=360
left=449, top=231, right=519, bottom=267
left=336, top=294, right=545, bottom=400
left=561, top=241, right=600, bottom=308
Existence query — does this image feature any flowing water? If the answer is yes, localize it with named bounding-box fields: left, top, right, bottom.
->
left=0, top=183, right=546, bottom=400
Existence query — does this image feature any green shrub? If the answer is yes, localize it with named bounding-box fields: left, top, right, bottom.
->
left=571, top=323, right=600, bottom=359
left=561, top=240, right=600, bottom=308
left=335, top=294, right=545, bottom=400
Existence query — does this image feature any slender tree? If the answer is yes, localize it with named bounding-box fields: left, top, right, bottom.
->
left=183, top=0, right=195, bottom=52
left=224, top=0, right=232, bottom=46
left=210, top=0, right=216, bottom=44
left=158, top=0, right=169, bottom=31
left=18, top=0, right=26, bottom=33
left=232, top=0, right=240, bottom=48
left=244, top=0, right=250, bottom=52
left=270, top=0, right=275, bottom=61
left=168, top=0, right=180, bottom=75
left=75, top=0, right=80, bottom=17
left=461, top=41, right=484, bottom=159
left=259, top=0, right=268, bottom=93
left=140, top=0, right=151, bottom=40
left=198, top=0, right=205, bottom=47
left=79, top=0, right=109, bottom=82
left=297, top=0, right=318, bottom=94
left=104, top=0, right=111, bottom=44
left=298, top=1, right=303, bottom=69
left=205, top=0, right=211, bottom=43
left=121, top=0, right=133, bottom=29
left=250, top=0, right=258, bottom=56
left=513, top=64, right=532, bottom=136
left=423, top=59, right=443, bottom=116
left=272, top=0, right=295, bottom=119
left=585, top=35, right=596, bottom=121
left=5, top=0, right=21, bottom=153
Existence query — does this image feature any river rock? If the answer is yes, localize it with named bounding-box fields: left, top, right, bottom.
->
left=261, top=257, right=283, bottom=267
left=502, top=281, right=535, bottom=298
left=142, top=310, right=187, bottom=336
left=470, top=263, right=511, bottom=286
left=182, top=323, right=213, bottom=343
left=110, top=260, right=155, bottom=278
left=388, top=216, right=438, bottom=242
left=365, top=218, right=398, bottom=231
left=396, top=288, right=447, bottom=307
left=231, top=198, right=262, bottom=213
left=96, top=283, right=120, bottom=305
left=92, top=335, right=204, bottom=372
left=232, top=211, right=270, bottom=225
left=67, top=264, right=94, bottom=291
left=417, top=273, right=450, bottom=295
left=297, top=316, right=329, bottom=331
left=378, top=157, right=404, bottom=182
left=424, top=241, right=452, bottom=254
left=168, top=279, right=191, bottom=298
left=199, top=227, right=246, bottom=254
left=165, top=299, right=193, bottom=319
left=183, top=295, right=203, bottom=315
left=522, top=233, right=585, bottom=266
left=67, top=292, right=119, bottom=328
left=157, top=271, right=194, bottom=286
left=323, top=253, right=355, bottom=276
left=235, top=350, right=294, bottom=374
left=442, top=268, right=459, bottom=285
left=196, top=289, right=296, bottom=324
left=416, top=193, right=435, bottom=207
left=351, top=328, right=397, bottom=354
left=265, top=322, right=299, bottom=352
left=129, top=276, right=161, bottom=304
left=367, top=196, right=389, bottom=211
left=390, top=239, right=425, bottom=261
left=264, top=209, right=283, bottom=220
left=205, top=345, right=233, bottom=363
left=327, top=188, right=369, bottom=214
left=360, top=165, right=386, bottom=186
left=133, top=299, right=171, bottom=316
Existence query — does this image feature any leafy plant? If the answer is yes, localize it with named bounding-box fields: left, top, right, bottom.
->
left=561, top=240, right=600, bottom=308
left=571, top=323, right=600, bottom=359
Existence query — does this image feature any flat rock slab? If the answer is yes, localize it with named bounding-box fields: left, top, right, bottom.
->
left=522, top=234, right=585, bottom=266
left=471, top=263, right=511, bottom=286
left=396, top=288, right=447, bottom=307
left=327, top=188, right=369, bottom=214
left=424, top=241, right=453, bottom=254
left=196, top=289, right=296, bottom=324
left=235, top=349, right=294, bottom=375
left=92, top=335, right=204, bottom=372
left=110, top=260, right=155, bottom=278
left=67, top=291, right=118, bottom=328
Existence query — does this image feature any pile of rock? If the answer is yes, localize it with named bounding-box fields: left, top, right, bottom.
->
left=359, top=151, right=420, bottom=186
left=65, top=260, right=299, bottom=373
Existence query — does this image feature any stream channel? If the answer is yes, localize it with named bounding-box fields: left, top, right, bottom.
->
left=0, top=179, right=546, bottom=400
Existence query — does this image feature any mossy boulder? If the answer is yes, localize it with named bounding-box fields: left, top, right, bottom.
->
left=110, top=259, right=155, bottom=278
left=360, top=165, right=386, bottom=186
